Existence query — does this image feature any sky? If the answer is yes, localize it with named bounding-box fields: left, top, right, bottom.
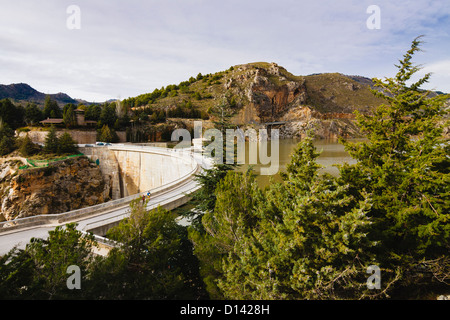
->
left=0, top=0, right=449, bottom=102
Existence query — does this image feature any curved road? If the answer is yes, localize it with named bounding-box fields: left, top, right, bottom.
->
left=0, top=149, right=211, bottom=256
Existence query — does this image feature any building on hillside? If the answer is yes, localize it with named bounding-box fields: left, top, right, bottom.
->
left=40, top=118, right=65, bottom=126
left=40, top=109, right=97, bottom=127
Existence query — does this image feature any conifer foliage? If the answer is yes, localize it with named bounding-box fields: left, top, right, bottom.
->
left=339, top=36, right=449, bottom=296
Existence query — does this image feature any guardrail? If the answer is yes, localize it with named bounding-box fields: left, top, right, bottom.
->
left=81, top=179, right=201, bottom=234
left=0, top=146, right=203, bottom=233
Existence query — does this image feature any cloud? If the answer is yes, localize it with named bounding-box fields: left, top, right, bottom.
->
left=0, top=0, right=449, bottom=101
left=420, top=60, right=450, bottom=93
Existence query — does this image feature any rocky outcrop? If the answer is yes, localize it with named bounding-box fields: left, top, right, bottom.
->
left=0, top=156, right=111, bottom=221
left=246, top=66, right=307, bottom=122
left=221, top=63, right=380, bottom=139
left=229, top=63, right=307, bottom=124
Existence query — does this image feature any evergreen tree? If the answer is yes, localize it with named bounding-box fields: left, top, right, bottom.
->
left=209, top=96, right=235, bottom=134
left=57, top=132, right=78, bottom=155
left=63, top=104, right=77, bottom=128
left=99, top=124, right=113, bottom=143
left=44, top=125, right=59, bottom=154
left=0, top=99, right=24, bottom=129
left=183, top=96, right=239, bottom=230
left=43, top=96, right=62, bottom=119
left=0, top=224, right=96, bottom=300
left=97, top=200, right=206, bottom=299
left=0, top=119, right=16, bottom=156
left=99, top=103, right=118, bottom=128
left=189, top=170, right=263, bottom=299
left=85, top=104, right=102, bottom=121
left=184, top=97, right=242, bottom=298
left=338, top=36, right=449, bottom=297
left=0, top=247, right=35, bottom=299
left=24, top=103, right=44, bottom=126
left=17, top=134, right=39, bottom=157
left=217, top=137, right=375, bottom=300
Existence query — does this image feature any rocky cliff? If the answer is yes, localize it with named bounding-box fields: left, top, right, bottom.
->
left=225, top=63, right=385, bottom=139
left=0, top=156, right=111, bottom=221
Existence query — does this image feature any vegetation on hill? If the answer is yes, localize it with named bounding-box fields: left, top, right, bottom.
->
left=122, top=62, right=386, bottom=122
left=304, top=73, right=385, bottom=114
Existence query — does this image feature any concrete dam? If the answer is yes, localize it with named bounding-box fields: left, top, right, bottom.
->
left=80, top=145, right=199, bottom=200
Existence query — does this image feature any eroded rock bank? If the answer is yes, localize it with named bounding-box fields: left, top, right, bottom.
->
left=0, top=156, right=111, bottom=221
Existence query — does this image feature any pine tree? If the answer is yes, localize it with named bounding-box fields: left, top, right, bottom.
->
left=63, top=104, right=77, bottom=128
left=101, top=201, right=205, bottom=299
left=190, top=170, right=263, bottom=299
left=21, top=223, right=95, bottom=299
left=43, top=96, right=62, bottom=119
left=99, top=124, right=113, bottom=143
left=17, top=134, right=39, bottom=157
left=339, top=36, right=450, bottom=297
left=44, top=125, right=59, bottom=154
left=182, top=96, right=239, bottom=229
left=57, top=132, right=78, bottom=155
left=24, top=103, right=44, bottom=126
left=217, top=137, right=375, bottom=300
left=0, top=119, right=16, bottom=156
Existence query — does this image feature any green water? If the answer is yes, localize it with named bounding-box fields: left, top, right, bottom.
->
left=236, top=139, right=358, bottom=188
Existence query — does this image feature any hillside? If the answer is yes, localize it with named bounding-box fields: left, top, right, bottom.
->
left=125, top=62, right=387, bottom=139
left=0, top=83, right=78, bottom=106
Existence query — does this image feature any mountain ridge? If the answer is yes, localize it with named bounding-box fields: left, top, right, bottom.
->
left=0, top=83, right=79, bottom=106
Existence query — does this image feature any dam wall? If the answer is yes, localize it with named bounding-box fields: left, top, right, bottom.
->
left=80, top=145, right=197, bottom=199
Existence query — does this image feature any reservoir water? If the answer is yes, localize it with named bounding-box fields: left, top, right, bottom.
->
left=236, top=139, right=358, bottom=188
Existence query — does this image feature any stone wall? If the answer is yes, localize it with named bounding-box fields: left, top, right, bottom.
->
left=19, top=129, right=127, bottom=145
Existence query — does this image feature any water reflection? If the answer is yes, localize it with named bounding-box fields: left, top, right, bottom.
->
left=237, top=139, right=359, bottom=188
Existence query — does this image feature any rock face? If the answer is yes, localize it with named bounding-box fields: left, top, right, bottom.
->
left=0, top=157, right=111, bottom=221
left=229, top=63, right=307, bottom=124
left=220, top=62, right=385, bottom=139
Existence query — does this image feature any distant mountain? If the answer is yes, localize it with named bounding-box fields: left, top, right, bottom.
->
left=344, top=75, right=377, bottom=88
left=0, top=83, right=78, bottom=105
